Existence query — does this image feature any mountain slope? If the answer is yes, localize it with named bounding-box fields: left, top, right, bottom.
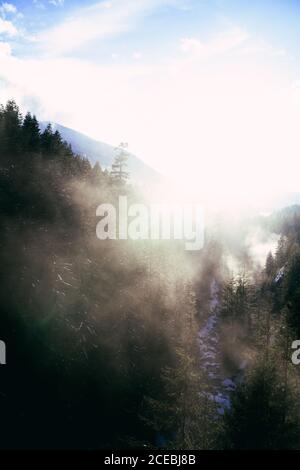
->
left=40, top=122, right=162, bottom=186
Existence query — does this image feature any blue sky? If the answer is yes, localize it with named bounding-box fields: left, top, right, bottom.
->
left=1, top=0, right=300, bottom=201
left=5, top=0, right=300, bottom=60
left=0, top=1, right=298, bottom=61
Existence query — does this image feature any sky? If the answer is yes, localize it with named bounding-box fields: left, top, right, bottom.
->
left=1, top=0, right=300, bottom=204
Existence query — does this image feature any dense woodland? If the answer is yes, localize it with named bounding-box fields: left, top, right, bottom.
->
left=1, top=100, right=300, bottom=449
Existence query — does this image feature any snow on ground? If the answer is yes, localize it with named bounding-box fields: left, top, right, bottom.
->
left=274, top=266, right=285, bottom=283
left=198, top=279, right=237, bottom=414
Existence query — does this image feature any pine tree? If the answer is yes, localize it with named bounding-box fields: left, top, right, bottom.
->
left=22, top=112, right=41, bottom=154
left=221, top=361, right=300, bottom=449
left=91, top=161, right=103, bottom=185
left=0, top=100, right=22, bottom=157
left=111, top=142, right=129, bottom=185
left=142, top=281, right=218, bottom=449
left=282, top=245, right=300, bottom=334
left=265, top=251, right=275, bottom=277
left=40, top=123, right=54, bottom=156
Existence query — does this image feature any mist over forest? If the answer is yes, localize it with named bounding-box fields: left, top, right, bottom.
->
left=1, top=100, right=300, bottom=450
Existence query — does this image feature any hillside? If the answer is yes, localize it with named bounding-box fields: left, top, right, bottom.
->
left=40, top=122, right=163, bottom=187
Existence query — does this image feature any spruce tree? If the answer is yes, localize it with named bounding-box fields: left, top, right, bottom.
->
left=111, top=142, right=129, bottom=185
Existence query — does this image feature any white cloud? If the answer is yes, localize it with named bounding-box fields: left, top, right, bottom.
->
left=0, top=40, right=11, bottom=56
left=0, top=23, right=299, bottom=201
left=132, top=51, right=142, bottom=60
left=180, top=27, right=288, bottom=62
left=32, top=0, right=46, bottom=10
left=49, top=0, right=64, bottom=6
left=0, top=3, right=17, bottom=15
left=0, top=16, right=17, bottom=35
left=180, top=26, right=249, bottom=58
left=38, top=0, right=179, bottom=56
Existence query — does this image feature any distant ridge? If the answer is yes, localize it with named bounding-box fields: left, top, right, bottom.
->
left=40, top=122, right=163, bottom=187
